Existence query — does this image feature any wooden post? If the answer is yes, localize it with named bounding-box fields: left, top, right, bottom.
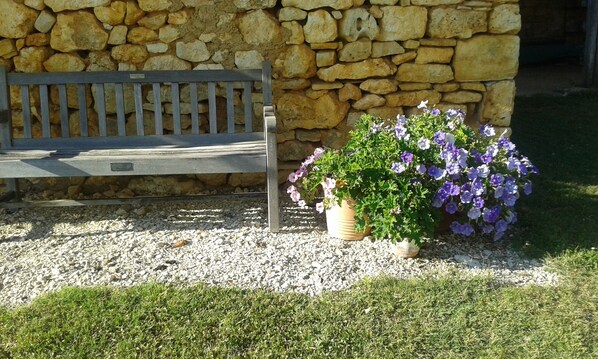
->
left=584, top=0, right=598, bottom=87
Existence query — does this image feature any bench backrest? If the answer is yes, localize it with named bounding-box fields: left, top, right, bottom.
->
left=0, top=62, right=272, bottom=150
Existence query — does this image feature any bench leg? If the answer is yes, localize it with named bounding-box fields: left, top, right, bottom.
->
left=266, top=166, right=280, bottom=232
left=0, top=179, right=19, bottom=204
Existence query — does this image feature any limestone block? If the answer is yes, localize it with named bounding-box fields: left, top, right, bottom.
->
left=280, top=0, right=352, bottom=10
left=211, top=49, right=227, bottom=63
left=48, top=85, right=92, bottom=109
left=370, top=0, right=399, bottom=4
left=199, top=33, right=217, bottom=43
left=118, top=63, right=137, bottom=71
left=276, top=92, right=350, bottom=130
left=108, top=25, right=128, bottom=45
left=138, top=12, right=168, bottom=30
left=92, top=83, right=135, bottom=114
left=25, top=34, right=50, bottom=47
left=317, top=58, right=397, bottom=82
left=488, top=4, right=521, bottom=34
left=304, top=10, right=338, bottom=44
left=43, top=53, right=86, bottom=72
left=386, top=90, right=441, bottom=107
left=125, top=112, right=155, bottom=135
left=367, top=106, right=404, bottom=120
left=453, top=35, right=519, bottom=81
left=411, top=0, right=462, bottom=4
left=282, top=21, right=304, bottom=45
left=279, top=7, right=307, bottom=21
left=338, top=39, right=372, bottom=62
left=272, top=79, right=311, bottom=90
left=234, top=0, right=277, bottom=10
left=346, top=111, right=364, bottom=127
left=45, top=0, right=110, bottom=12
left=143, top=54, right=191, bottom=70
left=275, top=44, right=317, bottom=79
left=316, top=50, right=336, bottom=67
left=377, top=6, right=427, bottom=41
left=415, top=47, right=454, bottom=64
left=14, top=47, right=48, bottom=73
left=391, top=51, right=417, bottom=65
left=0, top=39, right=17, bottom=59
left=176, top=39, right=210, bottom=62
left=235, top=50, right=264, bottom=69
left=427, top=8, right=487, bottom=39
left=339, top=8, right=379, bottom=42
left=372, top=41, right=405, bottom=58
left=125, top=1, right=145, bottom=26
left=127, top=27, right=158, bottom=44
left=306, top=89, right=328, bottom=99
left=138, top=0, right=171, bottom=11
left=442, top=91, right=482, bottom=103
left=339, top=83, right=362, bottom=101
left=278, top=140, right=317, bottom=161
left=296, top=129, right=322, bottom=142
left=159, top=26, right=182, bottom=43
left=34, top=10, right=56, bottom=34
left=193, top=63, right=224, bottom=70
left=0, top=0, right=37, bottom=39
left=50, top=12, right=109, bottom=52
left=419, top=38, right=457, bottom=47
left=397, top=64, right=453, bottom=83
left=311, top=81, right=343, bottom=90
left=168, top=9, right=193, bottom=25
left=353, top=0, right=367, bottom=5
left=460, top=82, right=486, bottom=91
left=369, top=5, right=383, bottom=18
left=86, top=50, right=116, bottom=71
left=433, top=82, right=460, bottom=92
left=399, top=83, right=432, bottom=90
left=196, top=174, right=228, bottom=187
left=331, top=10, right=342, bottom=20
left=483, top=80, right=515, bottom=126
left=239, top=10, right=283, bottom=46
left=94, top=1, right=126, bottom=25
left=321, top=128, right=349, bottom=149
left=360, top=79, right=398, bottom=94
left=68, top=110, right=100, bottom=137
left=24, top=0, right=44, bottom=10
left=111, top=44, right=148, bottom=64
left=181, top=0, right=215, bottom=6
left=353, top=94, right=386, bottom=110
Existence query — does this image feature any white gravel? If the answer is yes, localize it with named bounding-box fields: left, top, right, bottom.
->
left=0, top=195, right=558, bottom=307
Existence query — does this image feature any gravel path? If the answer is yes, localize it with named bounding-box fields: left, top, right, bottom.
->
left=0, top=195, right=558, bottom=307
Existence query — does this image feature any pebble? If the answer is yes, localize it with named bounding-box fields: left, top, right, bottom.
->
left=0, top=196, right=559, bottom=308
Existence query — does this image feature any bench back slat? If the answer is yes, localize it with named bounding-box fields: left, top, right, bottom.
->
left=57, top=85, right=69, bottom=138
left=134, top=83, right=144, bottom=136
left=20, top=86, right=33, bottom=139
left=243, top=81, right=253, bottom=133
left=115, top=83, right=126, bottom=136
left=39, top=85, right=51, bottom=138
left=95, top=83, right=107, bottom=137
left=152, top=83, right=163, bottom=135
left=77, top=84, right=88, bottom=137
left=226, top=82, right=234, bottom=134
left=189, top=82, right=200, bottom=135
left=171, top=83, right=182, bottom=135
left=208, top=82, right=217, bottom=134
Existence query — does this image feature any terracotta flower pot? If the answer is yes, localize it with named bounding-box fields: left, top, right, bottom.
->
left=392, top=240, right=421, bottom=258
left=325, top=199, right=371, bottom=241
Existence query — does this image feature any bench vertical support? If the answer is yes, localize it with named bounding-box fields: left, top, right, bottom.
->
left=262, top=62, right=279, bottom=232
left=0, top=66, right=19, bottom=201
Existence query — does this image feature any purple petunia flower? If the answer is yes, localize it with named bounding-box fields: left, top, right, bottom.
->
left=432, top=195, right=444, bottom=208
left=392, top=162, right=407, bottom=174
left=313, top=147, right=325, bottom=159
left=482, top=224, right=494, bottom=234
left=445, top=133, right=456, bottom=145
left=467, top=167, right=479, bottom=180
left=446, top=161, right=461, bottom=176
left=433, top=131, right=446, bottom=146
left=503, top=194, right=518, bottom=207
left=428, top=166, right=446, bottom=180
left=445, top=201, right=458, bottom=214
left=482, top=206, right=502, bottom=223
left=472, top=178, right=485, bottom=196
left=396, top=114, right=407, bottom=125
left=437, top=188, right=450, bottom=202
left=490, top=174, right=505, bottom=187
left=460, top=191, right=473, bottom=204
left=468, top=207, right=481, bottom=220
left=495, top=219, right=508, bottom=233
left=494, top=186, right=505, bottom=199
left=498, top=137, right=516, bottom=151
left=401, top=151, right=414, bottom=163
left=481, top=153, right=493, bottom=164
left=290, top=190, right=301, bottom=202
left=395, top=125, right=410, bottom=141
left=506, top=157, right=520, bottom=171
left=431, top=108, right=441, bottom=115
left=417, top=164, right=427, bottom=174
left=417, top=137, right=431, bottom=150
left=288, top=172, right=298, bottom=183
left=523, top=182, right=533, bottom=195
left=477, top=165, right=490, bottom=178
left=480, top=124, right=496, bottom=137
left=461, top=223, right=475, bottom=237
left=473, top=196, right=485, bottom=209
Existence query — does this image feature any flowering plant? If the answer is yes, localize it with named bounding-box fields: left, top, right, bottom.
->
left=288, top=101, right=538, bottom=246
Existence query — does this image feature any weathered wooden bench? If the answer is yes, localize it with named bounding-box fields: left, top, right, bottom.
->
left=0, top=62, right=279, bottom=232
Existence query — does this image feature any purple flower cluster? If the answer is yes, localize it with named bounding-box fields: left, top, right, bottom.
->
left=287, top=147, right=326, bottom=208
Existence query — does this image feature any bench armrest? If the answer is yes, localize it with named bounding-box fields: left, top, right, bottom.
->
left=263, top=105, right=276, bottom=134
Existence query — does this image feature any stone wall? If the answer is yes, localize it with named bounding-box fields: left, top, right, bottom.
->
left=0, top=0, right=521, bottom=196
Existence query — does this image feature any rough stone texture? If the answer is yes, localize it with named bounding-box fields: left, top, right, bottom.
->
left=339, top=83, right=362, bottom=101
left=146, top=42, right=169, bottom=53
left=427, top=8, right=487, bottom=39
left=317, top=58, right=397, bottom=82
left=0, top=0, right=38, bottom=39
left=402, top=40, right=420, bottom=50
left=316, top=50, right=336, bottom=67
left=371, top=0, right=399, bottom=4
left=94, top=1, right=127, bottom=25
left=483, top=80, right=515, bottom=126
left=488, top=4, right=521, bottom=34
left=196, top=174, right=228, bottom=187
left=339, top=8, right=379, bottom=42
left=138, top=13, right=168, bottom=30
left=397, top=63, right=454, bottom=83
left=434, top=82, right=460, bottom=92
left=138, top=0, right=171, bottom=11
left=234, top=0, right=277, bottom=10
left=461, top=82, right=486, bottom=92
left=282, top=21, right=304, bottom=45
left=175, top=39, right=210, bottom=62
left=276, top=44, right=317, bottom=79
left=311, top=81, right=343, bottom=91
left=296, top=129, right=321, bottom=142
left=13, top=47, right=48, bottom=72
left=111, top=44, right=148, bottom=64
left=276, top=92, right=350, bottom=130
left=441, top=91, right=483, bottom=103
left=45, top=0, right=110, bottom=12
left=25, top=33, right=49, bottom=46
left=168, top=9, right=192, bottom=25
left=158, top=26, right=182, bottom=43
left=281, top=0, right=353, bottom=10
left=279, top=7, right=307, bottom=21
left=143, top=54, right=191, bottom=70
left=377, top=6, right=427, bottom=41
left=228, top=173, right=265, bottom=187
left=124, top=1, right=145, bottom=26
left=371, top=41, right=405, bottom=58
left=359, top=79, right=398, bottom=94
left=0, top=39, right=17, bottom=59
left=24, top=0, right=45, bottom=10
left=338, top=39, right=371, bottom=62
left=239, top=10, right=283, bottom=45
left=398, top=83, right=432, bottom=90
left=108, top=25, right=128, bottom=45
left=367, top=106, right=404, bottom=119
left=419, top=38, right=457, bottom=47
left=43, top=53, right=86, bottom=72
left=92, top=83, right=135, bottom=114
left=235, top=50, right=264, bottom=69
left=453, top=35, right=519, bottom=81
left=34, top=10, right=57, bottom=34
left=411, top=0, right=462, bottom=4
left=127, top=27, right=158, bottom=44
left=352, top=94, right=386, bottom=110
left=415, top=47, right=454, bottom=64
left=278, top=140, right=317, bottom=161
left=392, top=51, right=417, bottom=65
left=86, top=50, right=116, bottom=71
left=386, top=90, right=442, bottom=107
left=50, top=12, right=109, bottom=52
left=303, top=10, right=338, bottom=44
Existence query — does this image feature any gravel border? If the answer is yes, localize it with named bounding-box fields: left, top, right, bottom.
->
left=0, top=195, right=558, bottom=308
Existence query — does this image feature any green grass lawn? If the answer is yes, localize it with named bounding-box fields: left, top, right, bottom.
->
left=1, top=93, right=597, bottom=358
